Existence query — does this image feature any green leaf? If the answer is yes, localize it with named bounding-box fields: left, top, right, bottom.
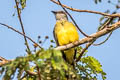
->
left=51, top=50, right=68, bottom=70
left=39, top=49, right=52, bottom=59
left=82, top=56, right=103, bottom=73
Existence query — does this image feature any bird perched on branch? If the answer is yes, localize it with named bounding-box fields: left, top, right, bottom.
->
left=52, top=10, right=79, bottom=65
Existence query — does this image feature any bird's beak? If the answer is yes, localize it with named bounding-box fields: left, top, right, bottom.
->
left=51, top=11, right=57, bottom=14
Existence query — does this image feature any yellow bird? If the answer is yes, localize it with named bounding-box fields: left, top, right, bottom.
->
left=52, top=11, right=79, bottom=64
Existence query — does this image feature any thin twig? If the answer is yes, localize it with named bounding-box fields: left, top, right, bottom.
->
left=0, top=56, right=37, bottom=75
left=51, top=0, right=120, bottom=17
left=93, top=31, right=112, bottom=46
left=0, top=23, right=42, bottom=49
left=36, top=66, right=41, bottom=80
left=26, top=70, right=37, bottom=76
left=0, top=56, right=12, bottom=67
left=58, top=0, right=91, bottom=37
left=15, top=0, right=31, bottom=54
left=76, top=40, right=95, bottom=62
left=55, top=21, right=120, bottom=51
left=0, top=56, right=8, bottom=61
left=98, top=16, right=115, bottom=31
left=93, top=17, right=114, bottom=46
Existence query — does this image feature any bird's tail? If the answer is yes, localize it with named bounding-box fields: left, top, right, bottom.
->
left=62, top=48, right=76, bottom=65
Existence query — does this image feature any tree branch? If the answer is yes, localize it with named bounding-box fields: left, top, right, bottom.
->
left=76, top=40, right=95, bottom=62
left=55, top=21, right=120, bottom=51
left=15, top=0, right=31, bottom=54
left=0, top=56, right=37, bottom=76
left=51, top=0, right=120, bottom=17
left=93, top=31, right=113, bottom=46
left=0, top=23, right=42, bottom=49
left=0, top=56, right=12, bottom=67
left=36, top=66, right=41, bottom=80
left=25, top=70, right=37, bottom=76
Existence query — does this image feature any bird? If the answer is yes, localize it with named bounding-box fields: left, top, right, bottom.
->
left=52, top=10, right=79, bottom=65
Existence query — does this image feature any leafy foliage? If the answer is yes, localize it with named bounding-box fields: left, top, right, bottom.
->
left=80, top=56, right=106, bottom=80
left=0, top=47, right=106, bottom=80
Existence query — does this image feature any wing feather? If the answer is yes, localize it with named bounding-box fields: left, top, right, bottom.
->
left=53, top=25, right=59, bottom=46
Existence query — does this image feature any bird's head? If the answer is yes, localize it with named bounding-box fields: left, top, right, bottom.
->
left=52, top=10, right=68, bottom=21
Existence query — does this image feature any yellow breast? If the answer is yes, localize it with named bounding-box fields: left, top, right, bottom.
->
left=55, top=21, right=79, bottom=46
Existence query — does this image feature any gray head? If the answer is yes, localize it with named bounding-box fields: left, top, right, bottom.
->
left=52, top=11, right=68, bottom=21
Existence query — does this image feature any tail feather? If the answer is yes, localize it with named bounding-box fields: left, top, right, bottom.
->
left=62, top=48, right=76, bottom=65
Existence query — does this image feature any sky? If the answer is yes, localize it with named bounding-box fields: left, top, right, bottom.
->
left=0, top=0, right=120, bottom=80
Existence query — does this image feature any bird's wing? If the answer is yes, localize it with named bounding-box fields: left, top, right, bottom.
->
left=53, top=24, right=59, bottom=46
